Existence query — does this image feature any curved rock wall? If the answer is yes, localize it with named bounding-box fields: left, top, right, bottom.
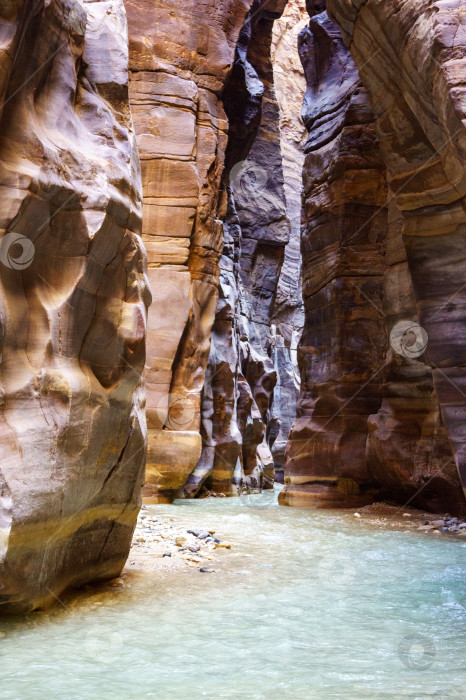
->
left=270, top=0, right=307, bottom=479
left=282, top=2, right=466, bottom=515
left=124, top=0, right=256, bottom=502
left=0, top=0, right=149, bottom=612
left=325, top=0, right=466, bottom=512
left=180, top=0, right=310, bottom=499
left=282, top=8, right=389, bottom=508
left=181, top=0, right=292, bottom=497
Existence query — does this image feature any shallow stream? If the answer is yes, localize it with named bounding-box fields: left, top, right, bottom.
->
left=1, top=488, right=465, bottom=699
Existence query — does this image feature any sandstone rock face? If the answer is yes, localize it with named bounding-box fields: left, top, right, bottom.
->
left=0, top=0, right=148, bottom=612
left=281, top=5, right=466, bottom=515
left=282, top=9, right=389, bottom=508
left=124, top=0, right=257, bottom=503
left=180, top=0, right=292, bottom=497
left=325, top=0, right=466, bottom=512
left=366, top=200, right=464, bottom=516
left=270, top=0, right=307, bottom=480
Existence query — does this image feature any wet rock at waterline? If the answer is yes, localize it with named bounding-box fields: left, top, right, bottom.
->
left=125, top=0, right=257, bottom=504
left=325, top=0, right=466, bottom=513
left=281, top=5, right=466, bottom=516
left=178, top=0, right=304, bottom=499
left=0, top=0, right=149, bottom=613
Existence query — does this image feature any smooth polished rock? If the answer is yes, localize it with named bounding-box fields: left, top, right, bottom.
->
left=327, top=0, right=466, bottom=514
left=0, top=0, right=149, bottom=613
left=282, top=8, right=388, bottom=509
left=283, top=2, right=466, bottom=516
left=180, top=0, right=297, bottom=498
left=124, top=0, right=256, bottom=502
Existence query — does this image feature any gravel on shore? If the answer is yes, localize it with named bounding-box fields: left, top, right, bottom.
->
left=352, top=502, right=466, bottom=539
left=124, top=506, right=233, bottom=574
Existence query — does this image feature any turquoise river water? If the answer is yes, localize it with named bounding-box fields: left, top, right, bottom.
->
left=1, top=487, right=465, bottom=699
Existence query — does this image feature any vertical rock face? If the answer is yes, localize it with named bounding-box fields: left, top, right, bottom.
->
left=270, top=0, right=307, bottom=479
left=124, top=0, right=256, bottom=503
left=180, top=0, right=292, bottom=497
left=325, top=0, right=466, bottom=511
left=0, top=0, right=148, bottom=612
left=179, top=0, right=309, bottom=499
left=282, top=9, right=389, bottom=508
left=231, top=1, right=290, bottom=492
left=366, top=200, right=463, bottom=515
left=282, top=4, right=466, bottom=515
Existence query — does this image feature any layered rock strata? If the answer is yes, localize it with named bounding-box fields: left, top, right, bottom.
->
left=181, top=0, right=292, bottom=497
left=325, top=0, right=466, bottom=512
left=0, top=0, right=149, bottom=613
left=366, top=200, right=463, bottom=516
left=124, top=0, right=256, bottom=502
left=282, top=5, right=466, bottom=515
left=282, top=9, right=389, bottom=508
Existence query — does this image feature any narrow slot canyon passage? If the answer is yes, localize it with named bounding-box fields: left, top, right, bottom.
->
left=0, top=1, right=465, bottom=698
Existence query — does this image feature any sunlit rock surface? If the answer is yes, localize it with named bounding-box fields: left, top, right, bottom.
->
left=124, top=0, right=257, bottom=503
left=270, top=0, right=307, bottom=479
left=325, top=0, right=466, bottom=513
left=0, top=0, right=149, bottom=613
left=282, top=3, right=466, bottom=516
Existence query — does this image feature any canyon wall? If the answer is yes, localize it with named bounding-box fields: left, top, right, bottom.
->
left=0, top=0, right=310, bottom=614
left=180, top=0, right=292, bottom=497
left=124, top=0, right=257, bottom=502
left=282, top=3, right=466, bottom=515
left=4, top=0, right=466, bottom=615
left=325, top=0, right=466, bottom=511
left=179, top=0, right=308, bottom=498
left=0, top=0, right=149, bottom=613
left=282, top=8, right=389, bottom=508
left=270, top=0, right=306, bottom=479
